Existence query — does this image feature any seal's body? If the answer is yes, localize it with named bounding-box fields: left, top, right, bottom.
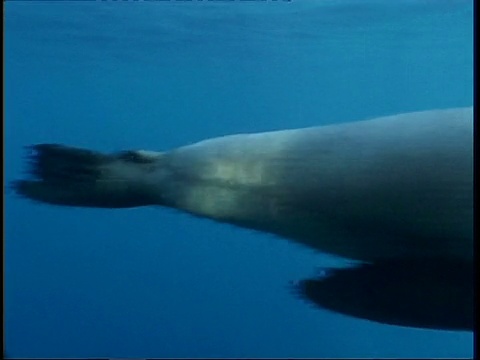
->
left=160, top=107, right=473, bottom=262
left=14, top=107, right=473, bottom=330
left=15, top=107, right=473, bottom=263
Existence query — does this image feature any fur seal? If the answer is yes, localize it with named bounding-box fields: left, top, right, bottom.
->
left=13, top=107, right=473, bottom=331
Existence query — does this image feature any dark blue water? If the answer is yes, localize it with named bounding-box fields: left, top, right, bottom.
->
left=5, top=1, right=473, bottom=358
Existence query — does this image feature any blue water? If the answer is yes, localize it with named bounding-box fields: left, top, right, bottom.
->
left=5, top=1, right=473, bottom=358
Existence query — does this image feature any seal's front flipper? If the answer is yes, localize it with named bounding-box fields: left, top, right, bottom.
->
left=292, top=258, right=473, bottom=331
left=13, top=144, right=160, bottom=208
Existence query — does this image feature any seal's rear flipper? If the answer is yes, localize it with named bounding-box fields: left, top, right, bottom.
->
left=13, top=144, right=159, bottom=208
left=292, top=258, right=473, bottom=331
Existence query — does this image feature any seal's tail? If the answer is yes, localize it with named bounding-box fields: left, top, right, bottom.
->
left=12, top=144, right=158, bottom=208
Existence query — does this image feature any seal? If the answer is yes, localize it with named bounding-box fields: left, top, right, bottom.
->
left=13, top=106, right=473, bottom=331
left=14, top=107, right=473, bottom=263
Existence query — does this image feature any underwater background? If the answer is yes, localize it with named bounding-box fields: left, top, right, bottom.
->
left=4, top=0, right=473, bottom=358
